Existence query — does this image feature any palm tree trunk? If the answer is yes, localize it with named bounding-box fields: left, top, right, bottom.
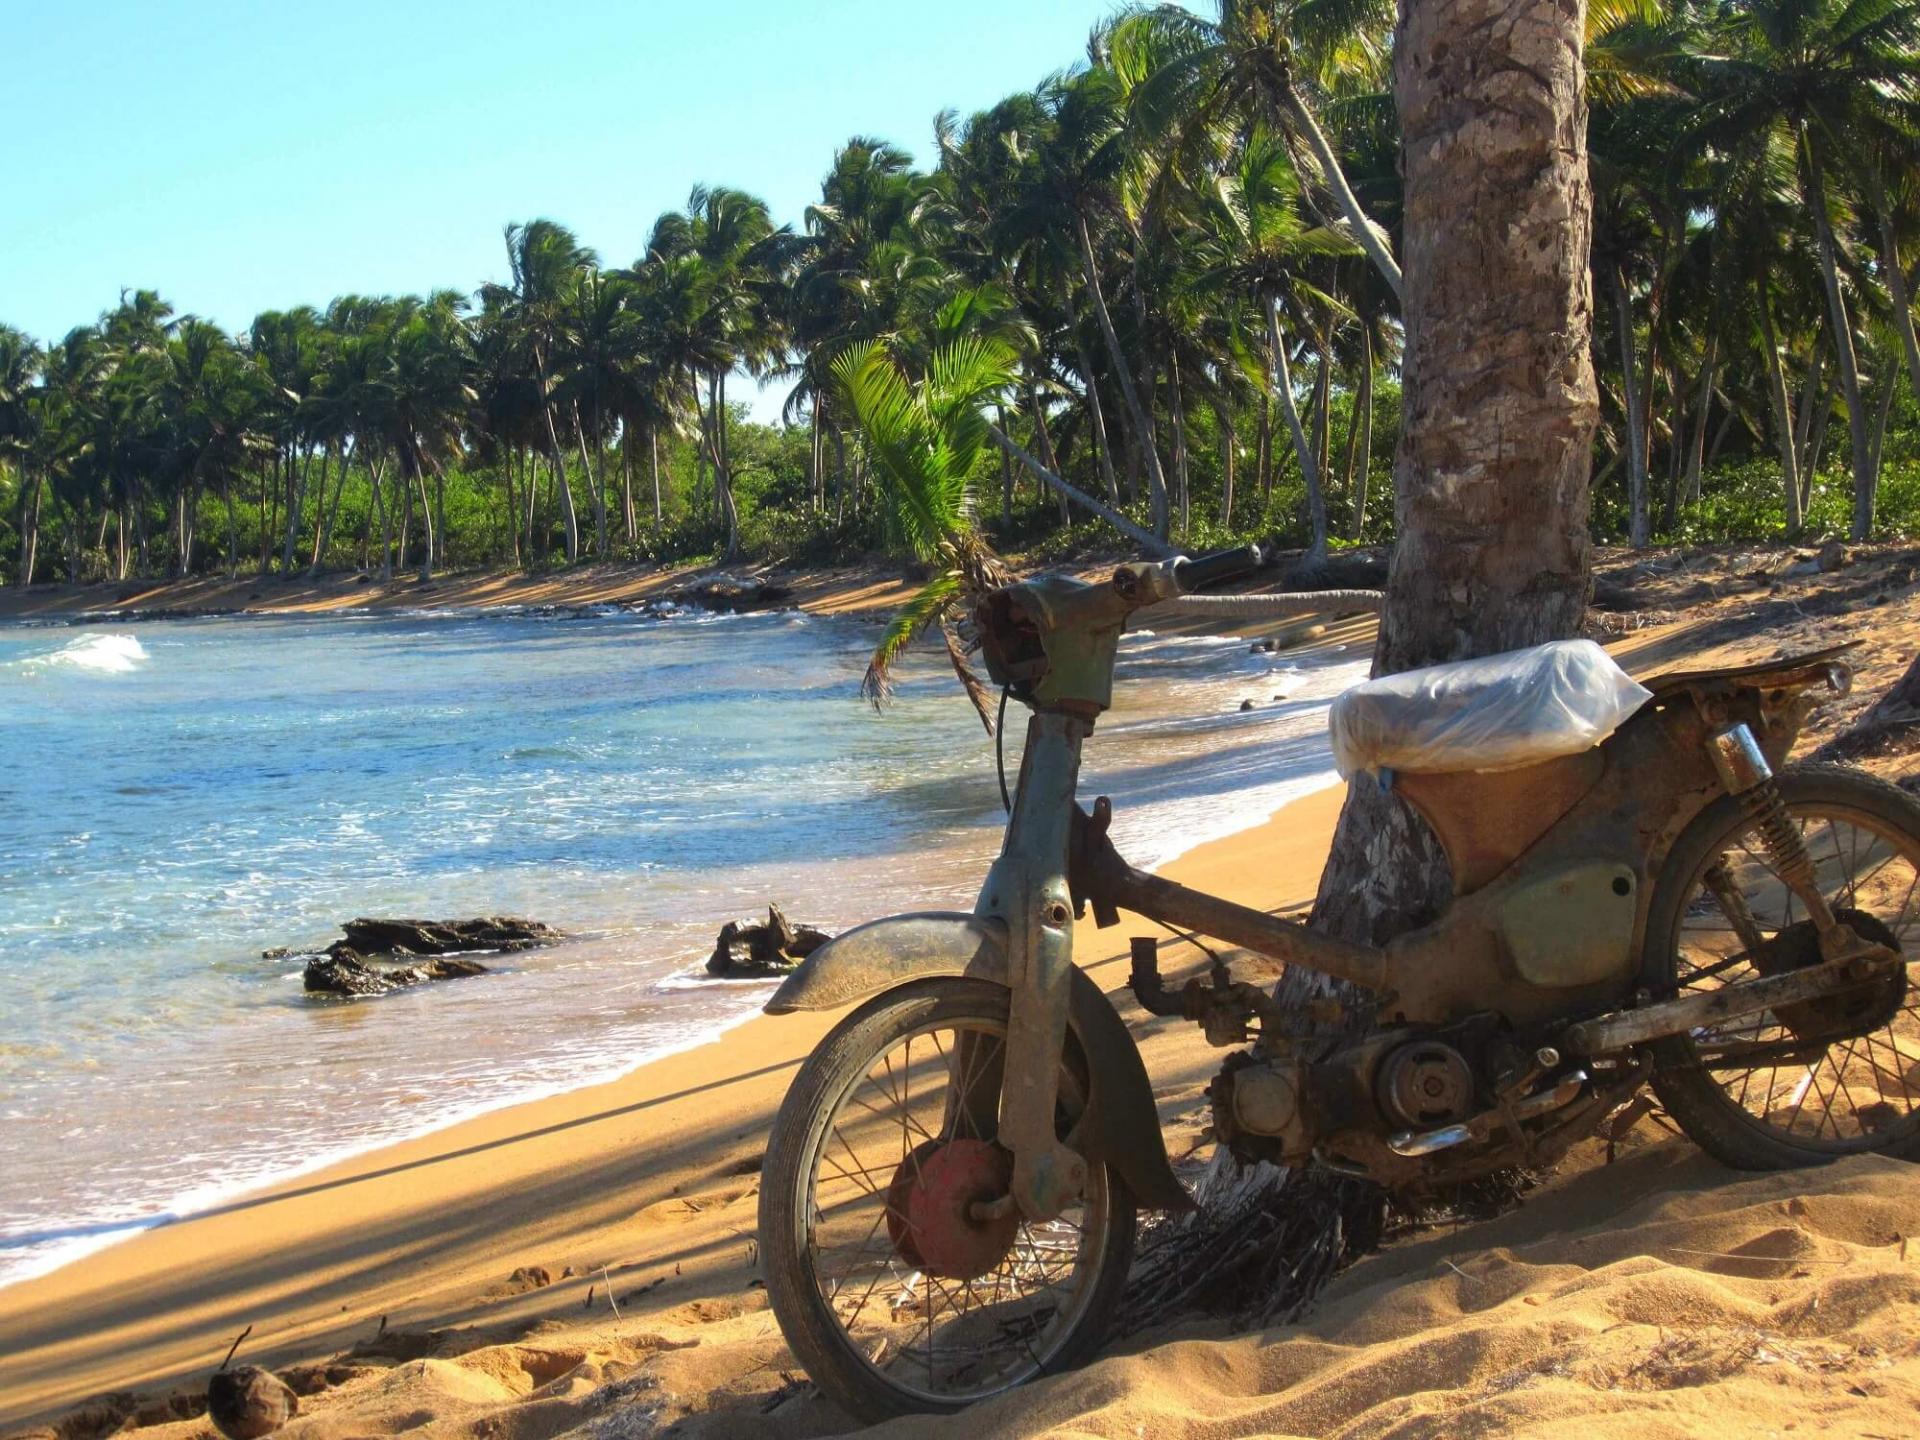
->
left=715, top=371, right=739, bottom=561
left=572, top=400, right=608, bottom=557
left=1279, top=79, right=1402, bottom=298
left=1266, top=297, right=1327, bottom=559
left=1214, top=396, right=1238, bottom=528
left=410, top=446, right=435, bottom=582
left=833, top=426, right=848, bottom=523
left=621, top=434, right=636, bottom=542
left=280, top=445, right=309, bottom=574
left=1310, top=0, right=1596, bottom=951
left=1350, top=326, right=1375, bottom=536
left=808, top=403, right=822, bottom=512
left=1758, top=283, right=1804, bottom=534
left=1684, top=334, right=1716, bottom=506
left=1168, top=353, right=1191, bottom=537
left=1802, top=130, right=1876, bottom=540
left=536, top=352, right=580, bottom=563
left=571, top=402, right=606, bottom=557
left=1806, top=366, right=1839, bottom=489
left=649, top=429, right=662, bottom=525
left=308, top=447, right=339, bottom=573
left=520, top=448, right=537, bottom=558
left=16, top=471, right=40, bottom=587
left=1870, top=169, right=1920, bottom=412
left=1794, top=338, right=1824, bottom=463
left=1868, top=345, right=1899, bottom=482
left=1075, top=211, right=1168, bottom=536
left=1310, top=350, right=1332, bottom=492
left=397, top=462, right=415, bottom=576
left=1604, top=264, right=1650, bottom=547
left=377, top=457, right=396, bottom=582
left=1027, top=384, right=1070, bottom=527
left=1256, top=394, right=1273, bottom=499
left=222, top=480, right=238, bottom=580
left=988, top=425, right=1170, bottom=554
left=997, top=403, right=1015, bottom=520
left=1074, top=336, right=1121, bottom=505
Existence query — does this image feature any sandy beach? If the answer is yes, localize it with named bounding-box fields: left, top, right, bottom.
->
left=7, top=779, right=1919, bottom=1440
left=3, top=546, right=1916, bottom=1438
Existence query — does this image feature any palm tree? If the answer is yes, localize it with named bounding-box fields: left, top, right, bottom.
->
left=1115, top=0, right=1401, bottom=296
left=485, top=220, right=596, bottom=563
left=1686, top=0, right=1920, bottom=538
left=0, top=326, right=43, bottom=586
left=1185, top=128, right=1354, bottom=558
left=377, top=292, right=473, bottom=581
left=832, top=303, right=1017, bottom=728
left=647, top=186, right=792, bottom=560
left=155, top=320, right=269, bottom=577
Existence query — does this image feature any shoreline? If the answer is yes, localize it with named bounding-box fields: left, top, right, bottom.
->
left=0, top=768, right=1349, bottom=1308
left=0, top=576, right=1378, bottom=1333
left=0, top=784, right=1350, bottom=1428
left=0, top=559, right=927, bottom=625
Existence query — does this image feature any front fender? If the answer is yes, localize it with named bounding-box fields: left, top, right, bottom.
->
left=765, top=911, right=1193, bottom=1212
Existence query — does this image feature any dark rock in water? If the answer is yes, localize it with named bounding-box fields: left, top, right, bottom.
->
left=665, top=573, right=794, bottom=614
left=304, top=950, right=499, bottom=996
left=206, top=1367, right=298, bottom=1440
left=337, top=916, right=558, bottom=957
left=707, top=903, right=831, bottom=978
left=297, top=916, right=558, bottom=997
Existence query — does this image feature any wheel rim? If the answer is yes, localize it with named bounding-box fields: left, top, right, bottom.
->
left=797, top=1010, right=1115, bottom=1406
left=1668, top=800, right=1920, bottom=1150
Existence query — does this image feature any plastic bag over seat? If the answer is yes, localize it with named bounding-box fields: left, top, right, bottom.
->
left=1328, top=639, right=1653, bottom=779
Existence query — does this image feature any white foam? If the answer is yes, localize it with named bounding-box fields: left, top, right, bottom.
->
left=22, top=633, right=150, bottom=674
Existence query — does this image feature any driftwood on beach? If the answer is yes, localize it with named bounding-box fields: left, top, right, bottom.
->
left=284, top=916, right=561, bottom=997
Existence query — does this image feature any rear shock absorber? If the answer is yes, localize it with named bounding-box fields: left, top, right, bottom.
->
left=1708, top=724, right=1838, bottom=934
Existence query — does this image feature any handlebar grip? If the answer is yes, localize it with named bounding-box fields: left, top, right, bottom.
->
left=1171, top=543, right=1264, bottom=593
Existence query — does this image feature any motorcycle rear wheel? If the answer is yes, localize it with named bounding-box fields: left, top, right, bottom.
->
left=758, top=978, right=1135, bottom=1423
left=1644, top=764, right=1920, bottom=1168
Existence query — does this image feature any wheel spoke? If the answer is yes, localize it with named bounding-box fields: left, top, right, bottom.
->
left=1670, top=803, right=1920, bottom=1155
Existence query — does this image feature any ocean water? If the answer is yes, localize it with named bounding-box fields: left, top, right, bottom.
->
left=0, top=604, right=1369, bottom=1288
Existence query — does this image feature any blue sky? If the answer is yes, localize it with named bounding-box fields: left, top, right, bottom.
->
left=2, top=1, right=1143, bottom=417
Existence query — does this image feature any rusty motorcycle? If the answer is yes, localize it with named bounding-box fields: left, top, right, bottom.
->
left=756, top=546, right=1920, bottom=1420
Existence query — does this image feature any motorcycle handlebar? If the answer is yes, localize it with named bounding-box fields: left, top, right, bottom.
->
left=1170, top=543, right=1264, bottom=594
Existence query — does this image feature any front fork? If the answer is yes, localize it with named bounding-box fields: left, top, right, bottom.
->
left=974, top=710, right=1091, bottom=1223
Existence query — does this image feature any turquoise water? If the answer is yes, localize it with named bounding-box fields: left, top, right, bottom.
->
left=0, top=605, right=1367, bottom=1287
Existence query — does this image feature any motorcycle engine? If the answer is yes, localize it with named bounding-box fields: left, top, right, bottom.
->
left=1374, top=1041, right=1476, bottom=1129
left=1210, top=1033, right=1483, bottom=1167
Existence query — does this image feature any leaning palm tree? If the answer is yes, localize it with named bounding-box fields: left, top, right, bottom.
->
left=832, top=300, right=1020, bottom=730
left=1114, top=0, right=1401, bottom=296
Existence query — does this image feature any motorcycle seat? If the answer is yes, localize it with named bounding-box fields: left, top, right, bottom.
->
left=1328, top=639, right=1654, bottom=778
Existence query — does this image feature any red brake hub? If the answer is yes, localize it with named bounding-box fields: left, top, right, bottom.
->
left=883, top=1138, right=1020, bottom=1281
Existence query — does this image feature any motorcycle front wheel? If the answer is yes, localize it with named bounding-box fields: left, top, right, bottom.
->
left=1644, top=763, right=1920, bottom=1168
left=757, top=977, right=1135, bottom=1423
